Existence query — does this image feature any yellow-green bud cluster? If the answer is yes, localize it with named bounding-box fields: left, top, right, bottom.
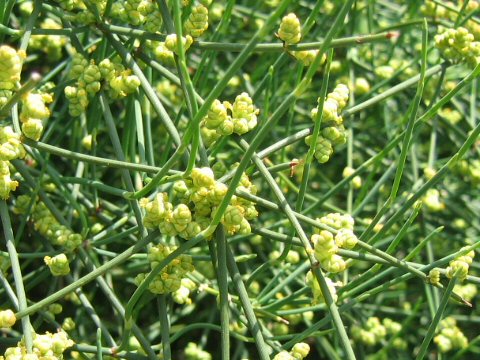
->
left=52, top=0, right=86, bottom=12
left=0, top=90, right=12, bottom=108
left=311, top=228, right=357, bottom=273
left=310, top=213, right=357, bottom=273
left=278, top=13, right=301, bottom=44
left=138, top=1, right=163, bottom=32
left=201, top=93, right=259, bottom=146
left=270, top=249, right=300, bottom=264
left=135, top=243, right=194, bottom=294
left=147, top=40, right=176, bottom=66
left=305, top=270, right=339, bottom=304
left=435, top=27, right=480, bottom=67
left=456, top=159, right=480, bottom=185
left=277, top=13, right=327, bottom=66
left=453, top=283, right=477, bottom=302
left=48, top=303, right=63, bottom=316
left=434, top=317, right=468, bottom=353
left=1, top=330, right=74, bottom=359
left=165, top=34, right=194, bottom=54
left=20, top=91, right=53, bottom=141
left=438, top=107, right=462, bottom=125
left=354, top=77, right=370, bottom=95
left=51, top=0, right=106, bottom=25
left=156, top=79, right=181, bottom=105
left=185, top=342, right=212, bottom=360
left=422, top=1, right=480, bottom=40
left=428, top=268, right=441, bottom=285
left=0, top=45, right=25, bottom=91
left=28, top=19, right=67, bottom=61
left=44, top=253, right=71, bottom=276
left=111, top=0, right=146, bottom=25
left=185, top=4, right=209, bottom=38
left=316, top=212, right=354, bottom=232
left=0, top=161, right=19, bottom=200
left=0, top=126, right=25, bottom=161
left=277, top=13, right=325, bottom=66
left=342, top=166, right=362, bottom=189
left=273, top=342, right=310, bottom=360
left=172, top=278, right=197, bottom=305
left=14, top=195, right=83, bottom=251
left=422, top=188, right=445, bottom=212
left=446, top=247, right=475, bottom=281
left=351, top=317, right=402, bottom=347
left=62, top=317, right=76, bottom=331
left=125, top=0, right=146, bottom=25
left=65, top=55, right=140, bottom=116
left=375, top=65, right=395, bottom=79
left=306, top=84, right=349, bottom=163
left=101, top=59, right=141, bottom=99
left=141, top=167, right=257, bottom=238
left=291, top=49, right=325, bottom=66
left=0, top=309, right=16, bottom=328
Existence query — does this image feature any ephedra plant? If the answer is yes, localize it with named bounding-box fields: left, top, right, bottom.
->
left=1, top=0, right=480, bottom=359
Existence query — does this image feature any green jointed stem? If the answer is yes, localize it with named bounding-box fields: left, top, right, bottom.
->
left=159, top=295, right=171, bottom=360
left=0, top=201, right=34, bottom=352
left=226, top=246, right=270, bottom=360
left=415, top=277, right=458, bottom=360
left=216, top=225, right=230, bottom=360
left=390, top=20, right=428, bottom=201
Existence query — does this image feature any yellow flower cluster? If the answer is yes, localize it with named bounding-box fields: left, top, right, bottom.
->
left=311, top=213, right=358, bottom=273
left=29, top=19, right=67, bottom=61
left=342, top=166, right=362, bottom=189
left=14, top=195, right=83, bottom=251
left=0, top=330, right=74, bottom=360
left=172, top=278, right=197, bottom=305
left=20, top=91, right=53, bottom=141
left=65, top=54, right=140, bottom=116
left=44, top=253, right=70, bottom=276
left=422, top=188, right=445, bottom=212
left=305, top=84, right=349, bottom=163
left=0, top=161, right=19, bottom=200
left=0, top=44, right=25, bottom=114
left=0, top=45, right=25, bottom=93
left=456, top=158, right=480, bottom=185
left=185, top=342, right=212, bottom=360
left=277, top=13, right=324, bottom=66
left=435, top=27, right=480, bottom=67
left=278, top=13, right=301, bottom=44
left=135, top=243, right=194, bottom=294
left=0, top=309, right=16, bottom=329
left=185, top=4, right=209, bottom=38
left=434, top=317, right=468, bottom=353
left=0, top=126, right=25, bottom=161
left=142, top=167, right=258, bottom=238
left=272, top=342, right=310, bottom=360
left=52, top=0, right=106, bottom=24
left=446, top=247, right=475, bottom=281
left=201, top=93, right=259, bottom=146
left=165, top=34, right=194, bottom=55
left=352, top=317, right=405, bottom=348
left=422, top=0, right=480, bottom=40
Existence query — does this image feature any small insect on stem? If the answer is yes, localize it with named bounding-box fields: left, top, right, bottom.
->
left=290, top=158, right=303, bottom=177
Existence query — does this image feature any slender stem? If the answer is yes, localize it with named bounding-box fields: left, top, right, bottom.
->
left=415, top=277, right=457, bottom=360
left=1, top=201, right=34, bottom=352
left=216, top=225, right=230, bottom=360
left=226, top=246, right=270, bottom=360
left=158, top=295, right=171, bottom=360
